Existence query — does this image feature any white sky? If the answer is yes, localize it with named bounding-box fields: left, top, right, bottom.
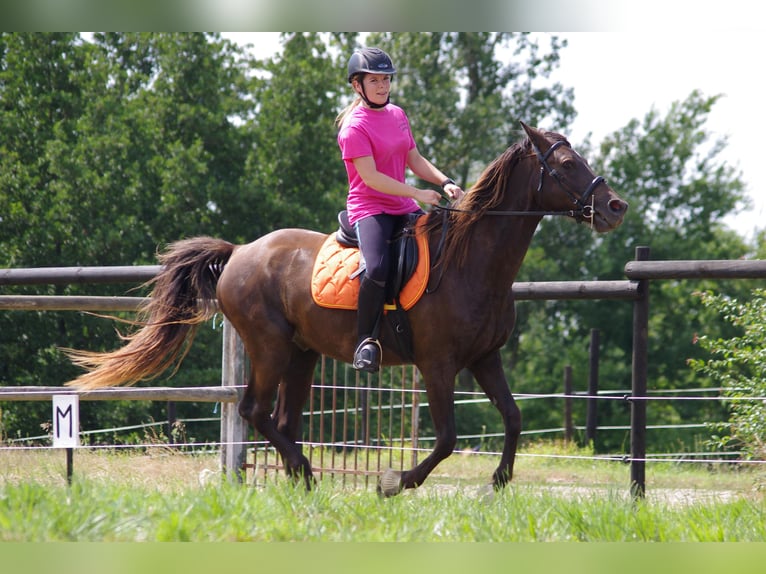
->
left=224, top=31, right=765, bottom=242
left=554, top=32, right=764, bottom=241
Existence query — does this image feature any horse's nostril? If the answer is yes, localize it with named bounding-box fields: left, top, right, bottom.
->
left=609, top=199, right=628, bottom=213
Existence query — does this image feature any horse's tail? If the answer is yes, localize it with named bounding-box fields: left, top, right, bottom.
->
left=64, top=236, right=235, bottom=390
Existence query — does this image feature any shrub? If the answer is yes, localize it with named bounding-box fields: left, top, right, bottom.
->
left=688, top=289, right=766, bottom=459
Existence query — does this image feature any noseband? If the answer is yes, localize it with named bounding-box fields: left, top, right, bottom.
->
left=530, top=139, right=606, bottom=222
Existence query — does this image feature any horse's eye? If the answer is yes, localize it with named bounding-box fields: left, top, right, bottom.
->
left=562, top=158, right=576, bottom=170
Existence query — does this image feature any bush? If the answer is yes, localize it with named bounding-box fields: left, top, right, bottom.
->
left=688, top=289, right=766, bottom=459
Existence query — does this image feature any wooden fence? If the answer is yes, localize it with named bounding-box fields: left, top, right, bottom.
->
left=2, top=247, right=766, bottom=495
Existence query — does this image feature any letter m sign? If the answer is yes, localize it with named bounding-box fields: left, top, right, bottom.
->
left=52, top=395, right=80, bottom=448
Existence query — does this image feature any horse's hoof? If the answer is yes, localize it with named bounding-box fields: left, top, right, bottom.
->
left=377, top=468, right=403, bottom=498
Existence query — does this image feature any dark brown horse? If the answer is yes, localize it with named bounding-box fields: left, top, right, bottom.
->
left=65, top=122, right=627, bottom=496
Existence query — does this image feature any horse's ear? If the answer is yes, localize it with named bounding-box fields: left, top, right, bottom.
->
left=520, top=121, right=549, bottom=151
left=519, top=121, right=534, bottom=138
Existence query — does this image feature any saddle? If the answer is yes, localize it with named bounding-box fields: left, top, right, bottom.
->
left=311, top=211, right=430, bottom=361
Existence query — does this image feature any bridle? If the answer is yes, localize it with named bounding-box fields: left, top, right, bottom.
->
left=530, top=139, right=606, bottom=223
left=435, top=138, right=608, bottom=223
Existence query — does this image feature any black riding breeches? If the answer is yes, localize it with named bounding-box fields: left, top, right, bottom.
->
left=354, top=213, right=402, bottom=284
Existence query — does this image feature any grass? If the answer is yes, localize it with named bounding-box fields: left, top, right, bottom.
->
left=1, top=443, right=764, bottom=542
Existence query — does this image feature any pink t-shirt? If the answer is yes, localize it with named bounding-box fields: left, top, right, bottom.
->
left=338, top=103, right=420, bottom=225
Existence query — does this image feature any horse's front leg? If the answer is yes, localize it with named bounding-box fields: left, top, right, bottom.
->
left=378, top=366, right=457, bottom=497
left=469, top=350, right=522, bottom=488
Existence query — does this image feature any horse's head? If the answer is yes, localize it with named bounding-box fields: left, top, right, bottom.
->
left=520, top=121, right=628, bottom=232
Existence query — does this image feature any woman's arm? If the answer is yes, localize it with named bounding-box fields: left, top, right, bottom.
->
left=352, top=155, right=442, bottom=206
left=407, top=148, right=463, bottom=200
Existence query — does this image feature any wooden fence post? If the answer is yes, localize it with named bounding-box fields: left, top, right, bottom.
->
left=220, top=318, right=248, bottom=482
left=563, top=365, right=574, bottom=443
left=166, top=401, right=177, bottom=445
left=586, top=329, right=599, bottom=445
left=630, top=247, right=650, bottom=499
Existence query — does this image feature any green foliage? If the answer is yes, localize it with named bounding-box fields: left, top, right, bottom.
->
left=242, top=33, right=346, bottom=235
left=0, top=33, right=246, bottom=439
left=689, top=289, right=766, bottom=459
left=365, top=32, right=575, bottom=188
left=595, top=90, right=745, bottom=260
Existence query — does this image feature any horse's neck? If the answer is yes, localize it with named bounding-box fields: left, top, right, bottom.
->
left=469, top=213, right=541, bottom=289
left=464, top=172, right=542, bottom=291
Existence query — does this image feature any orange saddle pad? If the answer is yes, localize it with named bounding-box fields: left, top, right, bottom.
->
left=311, top=219, right=430, bottom=311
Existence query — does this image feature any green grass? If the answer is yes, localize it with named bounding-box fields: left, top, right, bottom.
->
left=1, top=444, right=764, bottom=542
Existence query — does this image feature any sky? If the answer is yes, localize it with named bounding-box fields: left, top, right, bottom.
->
left=223, top=31, right=764, bottom=242
left=554, top=32, right=764, bottom=241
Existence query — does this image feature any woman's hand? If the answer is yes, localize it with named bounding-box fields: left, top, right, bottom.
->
left=414, top=188, right=442, bottom=206
left=442, top=182, right=464, bottom=201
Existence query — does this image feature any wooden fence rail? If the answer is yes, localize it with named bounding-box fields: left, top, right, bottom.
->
left=0, top=386, right=238, bottom=403
left=625, top=259, right=766, bottom=280
left=0, top=295, right=148, bottom=311
left=0, top=265, right=160, bottom=285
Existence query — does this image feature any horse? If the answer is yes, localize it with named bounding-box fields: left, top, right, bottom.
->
left=64, top=122, right=628, bottom=496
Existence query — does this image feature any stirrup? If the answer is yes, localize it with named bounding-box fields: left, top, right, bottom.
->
left=353, top=337, right=382, bottom=373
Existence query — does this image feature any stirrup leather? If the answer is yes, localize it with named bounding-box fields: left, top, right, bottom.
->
left=353, top=337, right=382, bottom=373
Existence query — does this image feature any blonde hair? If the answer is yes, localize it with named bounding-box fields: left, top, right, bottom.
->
left=335, top=73, right=365, bottom=129
left=335, top=94, right=363, bottom=129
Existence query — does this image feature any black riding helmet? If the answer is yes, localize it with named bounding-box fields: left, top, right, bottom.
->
left=347, top=47, right=396, bottom=109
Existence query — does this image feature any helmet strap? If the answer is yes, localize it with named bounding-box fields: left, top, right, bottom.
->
left=356, top=76, right=389, bottom=109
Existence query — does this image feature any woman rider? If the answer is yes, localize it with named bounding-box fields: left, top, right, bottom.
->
left=336, top=47, right=463, bottom=372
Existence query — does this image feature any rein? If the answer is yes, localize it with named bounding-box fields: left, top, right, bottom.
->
left=433, top=202, right=587, bottom=219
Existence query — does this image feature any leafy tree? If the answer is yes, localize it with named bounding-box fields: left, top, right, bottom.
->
left=0, top=33, right=101, bottom=439
left=0, top=33, right=86, bottom=267
left=241, top=32, right=347, bottom=235
left=0, top=33, right=254, bottom=441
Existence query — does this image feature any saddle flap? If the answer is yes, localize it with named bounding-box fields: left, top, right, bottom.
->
left=388, top=222, right=420, bottom=300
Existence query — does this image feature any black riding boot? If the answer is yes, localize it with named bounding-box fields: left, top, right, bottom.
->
left=353, top=277, right=386, bottom=372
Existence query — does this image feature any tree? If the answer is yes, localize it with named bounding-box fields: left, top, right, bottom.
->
left=0, top=33, right=255, bottom=441
left=0, top=33, right=101, bottom=439
left=241, top=32, right=347, bottom=236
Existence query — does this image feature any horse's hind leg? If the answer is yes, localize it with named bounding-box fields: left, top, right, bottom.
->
left=238, top=342, right=318, bottom=490
left=469, top=350, right=522, bottom=488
